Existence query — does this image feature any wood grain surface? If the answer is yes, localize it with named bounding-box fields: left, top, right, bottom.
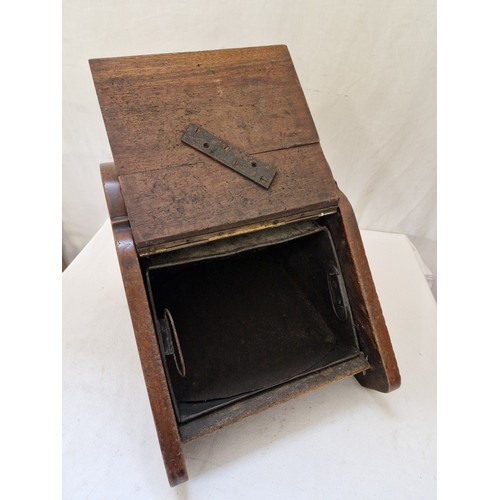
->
left=119, top=143, right=338, bottom=251
left=93, top=46, right=400, bottom=488
left=100, top=163, right=188, bottom=486
left=325, top=194, right=401, bottom=392
left=90, top=45, right=338, bottom=252
left=90, top=45, right=318, bottom=176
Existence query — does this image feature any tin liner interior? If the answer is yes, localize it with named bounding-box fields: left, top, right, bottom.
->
left=144, top=221, right=360, bottom=423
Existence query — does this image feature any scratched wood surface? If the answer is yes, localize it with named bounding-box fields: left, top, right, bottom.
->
left=90, top=45, right=338, bottom=251
left=325, top=194, right=401, bottom=393
left=119, top=143, right=338, bottom=251
left=100, top=163, right=188, bottom=486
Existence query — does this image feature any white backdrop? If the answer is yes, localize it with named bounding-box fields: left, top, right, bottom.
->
left=62, top=0, right=436, bottom=279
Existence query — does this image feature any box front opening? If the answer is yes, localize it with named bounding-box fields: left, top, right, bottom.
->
left=145, top=223, right=359, bottom=423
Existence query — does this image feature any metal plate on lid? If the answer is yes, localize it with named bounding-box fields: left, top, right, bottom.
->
left=91, top=46, right=339, bottom=253
left=182, top=123, right=277, bottom=189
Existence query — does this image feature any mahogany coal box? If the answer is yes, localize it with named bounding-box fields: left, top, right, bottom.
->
left=90, top=45, right=400, bottom=486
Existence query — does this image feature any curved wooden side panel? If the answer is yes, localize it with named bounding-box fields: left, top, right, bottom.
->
left=100, top=163, right=188, bottom=486
left=325, top=191, right=401, bottom=392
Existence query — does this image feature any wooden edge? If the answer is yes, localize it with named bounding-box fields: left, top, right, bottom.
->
left=137, top=206, right=338, bottom=257
left=179, top=354, right=370, bottom=442
left=326, top=191, right=401, bottom=393
left=100, top=162, right=188, bottom=486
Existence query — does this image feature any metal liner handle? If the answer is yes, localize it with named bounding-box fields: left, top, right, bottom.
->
left=164, top=308, right=187, bottom=378
left=327, top=266, right=348, bottom=321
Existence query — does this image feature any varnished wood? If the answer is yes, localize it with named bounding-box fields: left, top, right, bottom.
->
left=325, top=193, right=401, bottom=392
left=90, top=46, right=338, bottom=252
left=92, top=46, right=401, bottom=487
left=119, top=143, right=339, bottom=252
left=100, top=163, right=188, bottom=486
left=90, top=45, right=318, bottom=176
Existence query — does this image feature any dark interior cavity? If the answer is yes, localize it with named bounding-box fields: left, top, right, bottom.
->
left=144, top=223, right=359, bottom=423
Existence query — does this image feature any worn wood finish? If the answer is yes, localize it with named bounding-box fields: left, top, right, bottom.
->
left=92, top=46, right=401, bottom=487
left=179, top=354, right=370, bottom=442
left=324, top=193, right=401, bottom=392
left=119, top=143, right=338, bottom=251
left=100, top=163, right=188, bottom=486
left=89, top=46, right=338, bottom=253
left=90, top=45, right=318, bottom=176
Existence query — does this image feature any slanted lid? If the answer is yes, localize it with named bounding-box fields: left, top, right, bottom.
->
left=90, top=45, right=338, bottom=254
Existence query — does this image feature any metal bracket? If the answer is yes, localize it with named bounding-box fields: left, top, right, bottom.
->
left=181, top=123, right=277, bottom=189
left=158, top=308, right=186, bottom=378
left=327, top=265, right=348, bottom=321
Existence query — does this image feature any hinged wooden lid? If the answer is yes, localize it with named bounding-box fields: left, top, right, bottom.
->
left=90, top=45, right=338, bottom=254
